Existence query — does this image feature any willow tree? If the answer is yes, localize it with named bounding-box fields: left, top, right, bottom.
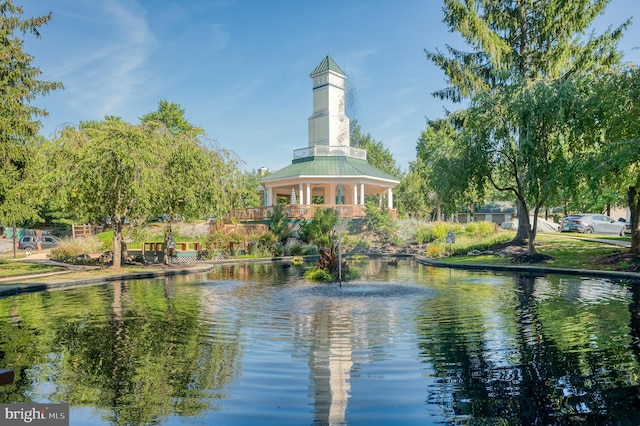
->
left=141, top=101, right=241, bottom=223
left=52, top=114, right=242, bottom=268
left=0, top=1, right=62, bottom=245
left=52, top=118, right=164, bottom=268
left=426, top=0, right=627, bottom=245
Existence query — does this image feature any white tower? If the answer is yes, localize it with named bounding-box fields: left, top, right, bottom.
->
left=308, top=55, right=350, bottom=147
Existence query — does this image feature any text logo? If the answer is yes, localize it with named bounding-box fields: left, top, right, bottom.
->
left=1, top=404, right=69, bottom=426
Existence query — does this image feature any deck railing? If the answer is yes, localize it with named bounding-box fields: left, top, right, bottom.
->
left=229, top=204, right=396, bottom=222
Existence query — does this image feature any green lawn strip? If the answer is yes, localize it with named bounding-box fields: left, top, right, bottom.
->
left=555, top=232, right=630, bottom=242
left=439, top=234, right=624, bottom=270
left=0, top=261, right=66, bottom=280
left=1, top=264, right=168, bottom=285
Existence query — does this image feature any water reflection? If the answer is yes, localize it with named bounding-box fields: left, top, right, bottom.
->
left=0, top=260, right=639, bottom=425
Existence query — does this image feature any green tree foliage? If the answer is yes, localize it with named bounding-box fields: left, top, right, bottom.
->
left=140, top=101, right=241, bottom=222
left=413, top=117, right=472, bottom=220
left=51, top=113, right=242, bottom=268
left=0, top=1, right=62, bottom=232
left=52, top=118, right=165, bottom=268
left=580, top=66, right=640, bottom=252
left=350, top=119, right=401, bottom=178
left=465, top=79, right=584, bottom=254
left=393, top=170, right=429, bottom=219
left=268, top=204, right=291, bottom=244
left=237, top=169, right=264, bottom=209
left=364, top=201, right=398, bottom=244
left=426, top=0, right=627, bottom=252
left=139, top=99, right=204, bottom=137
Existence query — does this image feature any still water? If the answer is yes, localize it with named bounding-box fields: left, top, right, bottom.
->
left=1, top=259, right=639, bottom=425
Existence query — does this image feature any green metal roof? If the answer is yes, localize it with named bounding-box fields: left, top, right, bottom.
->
left=261, top=156, right=399, bottom=183
left=310, top=55, right=347, bottom=78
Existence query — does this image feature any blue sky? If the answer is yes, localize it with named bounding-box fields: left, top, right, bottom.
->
left=21, top=0, right=640, bottom=172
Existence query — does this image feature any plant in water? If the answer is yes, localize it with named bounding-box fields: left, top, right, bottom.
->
left=300, top=209, right=357, bottom=282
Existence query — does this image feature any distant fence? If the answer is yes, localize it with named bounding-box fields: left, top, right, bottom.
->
left=72, top=224, right=94, bottom=240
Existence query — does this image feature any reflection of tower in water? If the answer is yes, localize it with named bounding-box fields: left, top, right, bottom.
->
left=307, top=301, right=354, bottom=425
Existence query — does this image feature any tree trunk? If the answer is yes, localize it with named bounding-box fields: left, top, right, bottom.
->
left=512, top=200, right=528, bottom=245
left=628, top=186, right=640, bottom=254
left=112, top=222, right=122, bottom=269
left=12, top=223, right=17, bottom=259
left=527, top=215, right=538, bottom=256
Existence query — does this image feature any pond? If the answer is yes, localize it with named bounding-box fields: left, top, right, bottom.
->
left=1, top=259, right=639, bottom=425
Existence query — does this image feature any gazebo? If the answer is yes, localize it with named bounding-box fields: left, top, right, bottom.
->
left=230, top=56, right=399, bottom=222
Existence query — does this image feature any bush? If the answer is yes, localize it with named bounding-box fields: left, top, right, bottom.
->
left=364, top=202, right=398, bottom=244
left=465, top=222, right=479, bottom=235
left=287, top=243, right=305, bottom=256
left=50, top=236, right=103, bottom=263
left=477, top=221, right=497, bottom=236
left=268, top=204, right=292, bottom=243
left=431, top=222, right=450, bottom=239
left=302, top=245, right=319, bottom=256
left=299, top=208, right=338, bottom=247
left=425, top=244, right=442, bottom=258
left=415, top=226, right=434, bottom=244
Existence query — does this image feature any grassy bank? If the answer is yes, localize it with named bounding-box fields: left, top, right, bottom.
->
left=440, top=233, right=629, bottom=271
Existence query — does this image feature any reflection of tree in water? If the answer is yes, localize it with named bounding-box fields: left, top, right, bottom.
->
left=416, top=272, right=640, bottom=424
left=47, top=280, right=242, bottom=425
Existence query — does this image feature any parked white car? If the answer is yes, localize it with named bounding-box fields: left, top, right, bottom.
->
left=560, top=214, right=626, bottom=235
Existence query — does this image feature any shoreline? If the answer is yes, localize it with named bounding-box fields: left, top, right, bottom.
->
left=2, top=253, right=639, bottom=298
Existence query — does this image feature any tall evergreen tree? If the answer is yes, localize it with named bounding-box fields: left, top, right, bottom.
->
left=0, top=1, right=62, bottom=235
left=426, top=0, right=627, bottom=247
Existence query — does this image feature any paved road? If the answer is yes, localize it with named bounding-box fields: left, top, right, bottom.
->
left=0, top=238, right=15, bottom=254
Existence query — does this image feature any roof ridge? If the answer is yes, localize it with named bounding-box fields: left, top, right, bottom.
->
left=310, top=55, right=347, bottom=77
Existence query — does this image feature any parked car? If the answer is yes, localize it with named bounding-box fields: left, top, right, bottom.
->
left=17, top=235, right=61, bottom=250
left=559, top=214, right=626, bottom=235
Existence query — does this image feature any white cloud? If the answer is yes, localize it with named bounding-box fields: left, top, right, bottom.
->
left=52, top=0, right=156, bottom=119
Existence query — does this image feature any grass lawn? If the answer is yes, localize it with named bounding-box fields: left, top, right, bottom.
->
left=440, top=233, right=628, bottom=271
left=0, top=261, right=65, bottom=279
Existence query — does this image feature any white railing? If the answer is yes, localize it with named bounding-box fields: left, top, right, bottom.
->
left=293, top=145, right=367, bottom=160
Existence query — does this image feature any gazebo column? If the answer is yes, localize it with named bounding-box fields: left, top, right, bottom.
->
left=298, top=183, right=303, bottom=206
left=360, top=183, right=365, bottom=205
left=306, top=183, right=311, bottom=205
left=353, top=184, right=358, bottom=205
left=267, top=187, right=274, bottom=206
left=388, top=188, right=393, bottom=209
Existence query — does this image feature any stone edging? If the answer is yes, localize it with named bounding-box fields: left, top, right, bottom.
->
left=413, top=255, right=640, bottom=281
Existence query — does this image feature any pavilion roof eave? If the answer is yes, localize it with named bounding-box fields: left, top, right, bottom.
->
left=261, top=174, right=400, bottom=187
